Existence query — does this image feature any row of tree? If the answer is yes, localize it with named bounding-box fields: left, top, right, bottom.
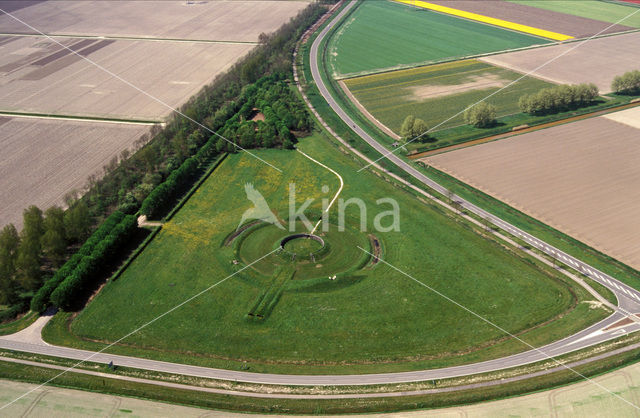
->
left=612, top=70, right=640, bottom=95
left=50, top=214, right=137, bottom=311
left=518, top=83, right=599, bottom=115
left=1, top=2, right=327, bottom=320
left=0, top=203, right=91, bottom=307
left=31, top=211, right=136, bottom=312
left=403, top=69, right=640, bottom=133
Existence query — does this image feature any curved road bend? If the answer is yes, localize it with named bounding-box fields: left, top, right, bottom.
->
left=311, top=1, right=640, bottom=315
left=1, top=0, right=640, bottom=388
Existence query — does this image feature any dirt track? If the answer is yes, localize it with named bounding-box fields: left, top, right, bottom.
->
left=426, top=116, right=640, bottom=271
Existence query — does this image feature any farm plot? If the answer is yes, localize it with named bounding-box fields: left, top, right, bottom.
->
left=480, top=31, right=640, bottom=94
left=343, top=60, right=553, bottom=134
left=509, top=0, right=640, bottom=29
left=424, top=116, right=640, bottom=271
left=0, top=0, right=310, bottom=42
left=0, top=36, right=253, bottom=120
left=602, top=105, right=640, bottom=129
left=425, top=0, right=633, bottom=38
left=327, top=0, right=548, bottom=78
left=0, top=117, right=147, bottom=229
left=63, top=134, right=603, bottom=373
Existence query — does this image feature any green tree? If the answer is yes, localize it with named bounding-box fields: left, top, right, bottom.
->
left=64, top=201, right=91, bottom=243
left=0, top=224, right=20, bottom=304
left=215, top=137, right=227, bottom=153
left=283, top=138, right=294, bottom=150
left=42, top=206, right=67, bottom=266
left=464, top=102, right=497, bottom=128
left=258, top=122, right=276, bottom=148
left=518, top=94, right=532, bottom=114
left=400, top=115, right=415, bottom=139
left=237, top=122, right=257, bottom=148
left=16, top=205, right=44, bottom=291
left=612, top=70, right=640, bottom=95
left=411, top=118, right=429, bottom=138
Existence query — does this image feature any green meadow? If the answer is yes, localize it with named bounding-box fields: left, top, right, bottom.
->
left=61, top=132, right=605, bottom=373
left=328, top=0, right=548, bottom=77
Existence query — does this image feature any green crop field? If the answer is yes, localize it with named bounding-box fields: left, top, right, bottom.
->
left=327, top=0, right=549, bottom=78
left=510, top=0, right=640, bottom=28
left=344, top=59, right=554, bottom=134
left=64, top=132, right=606, bottom=373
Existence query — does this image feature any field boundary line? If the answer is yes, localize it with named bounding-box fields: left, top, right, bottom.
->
left=393, top=0, right=572, bottom=40
left=162, top=153, right=229, bottom=223
left=296, top=149, right=344, bottom=234
left=0, top=8, right=281, bottom=173
left=359, top=247, right=640, bottom=411
left=0, top=32, right=259, bottom=45
left=411, top=100, right=640, bottom=159
left=335, top=26, right=640, bottom=80
left=0, top=247, right=281, bottom=411
left=357, top=6, right=640, bottom=172
left=0, top=111, right=159, bottom=125
left=338, top=80, right=400, bottom=139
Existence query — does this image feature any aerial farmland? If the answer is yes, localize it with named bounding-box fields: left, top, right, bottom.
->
left=424, top=0, right=635, bottom=38
left=3, top=0, right=640, bottom=415
left=0, top=37, right=254, bottom=120
left=424, top=112, right=640, bottom=271
left=0, top=0, right=309, bottom=228
left=0, top=117, right=148, bottom=228
left=481, top=31, right=640, bottom=93
left=343, top=59, right=553, bottom=134
left=327, top=0, right=549, bottom=78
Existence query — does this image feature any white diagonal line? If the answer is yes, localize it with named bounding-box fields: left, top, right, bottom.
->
left=358, top=246, right=640, bottom=411
left=0, top=8, right=281, bottom=172
left=358, top=7, right=640, bottom=172
left=0, top=247, right=280, bottom=410
left=296, top=149, right=344, bottom=234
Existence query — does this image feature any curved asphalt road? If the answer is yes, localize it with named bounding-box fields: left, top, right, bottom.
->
left=1, top=0, right=640, bottom=388
left=310, top=1, right=640, bottom=314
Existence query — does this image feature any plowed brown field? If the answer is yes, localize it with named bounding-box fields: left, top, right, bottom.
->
left=424, top=116, right=640, bottom=270
left=480, top=32, right=640, bottom=94
left=0, top=117, right=147, bottom=228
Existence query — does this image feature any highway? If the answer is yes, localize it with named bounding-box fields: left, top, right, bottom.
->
left=1, top=0, right=640, bottom=390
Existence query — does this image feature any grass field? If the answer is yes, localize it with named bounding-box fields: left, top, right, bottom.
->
left=57, top=132, right=608, bottom=372
left=509, top=0, right=640, bottom=28
left=343, top=59, right=554, bottom=134
left=327, top=0, right=549, bottom=78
